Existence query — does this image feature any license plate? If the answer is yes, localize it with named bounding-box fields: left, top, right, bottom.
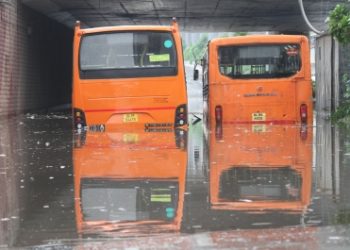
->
left=123, top=113, right=138, bottom=123
left=252, top=124, right=266, bottom=133
left=252, top=112, right=266, bottom=121
left=123, top=133, right=139, bottom=143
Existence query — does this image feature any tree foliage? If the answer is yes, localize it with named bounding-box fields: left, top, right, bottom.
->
left=328, top=2, right=350, bottom=122
left=328, top=3, right=350, bottom=44
left=184, top=34, right=208, bottom=63
left=183, top=32, right=247, bottom=63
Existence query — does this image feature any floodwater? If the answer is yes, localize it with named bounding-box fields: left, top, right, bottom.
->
left=1, top=70, right=350, bottom=249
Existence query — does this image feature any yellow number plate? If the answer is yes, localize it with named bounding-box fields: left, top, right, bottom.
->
left=252, top=124, right=267, bottom=133
left=123, top=114, right=138, bottom=123
left=252, top=112, right=266, bottom=121
left=123, top=133, right=139, bottom=143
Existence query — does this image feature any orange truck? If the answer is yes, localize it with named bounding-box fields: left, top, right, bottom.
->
left=73, top=19, right=187, bottom=131
left=209, top=124, right=312, bottom=213
left=201, top=35, right=313, bottom=127
left=73, top=129, right=187, bottom=236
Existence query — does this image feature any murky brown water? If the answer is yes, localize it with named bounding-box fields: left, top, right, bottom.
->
left=1, top=111, right=350, bottom=249
left=1, top=70, right=350, bottom=248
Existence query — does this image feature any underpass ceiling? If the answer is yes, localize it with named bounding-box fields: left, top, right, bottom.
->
left=21, top=0, right=344, bottom=32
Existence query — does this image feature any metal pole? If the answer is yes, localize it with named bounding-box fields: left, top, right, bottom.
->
left=298, top=0, right=323, bottom=34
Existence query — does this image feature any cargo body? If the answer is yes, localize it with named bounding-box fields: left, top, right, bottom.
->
left=203, top=35, right=313, bottom=127
left=73, top=21, right=187, bottom=131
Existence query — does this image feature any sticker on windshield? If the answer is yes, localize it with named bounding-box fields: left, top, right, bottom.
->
left=149, top=54, right=170, bottom=62
left=287, top=48, right=299, bottom=56
left=164, top=40, right=173, bottom=48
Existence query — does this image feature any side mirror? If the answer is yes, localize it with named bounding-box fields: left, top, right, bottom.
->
left=193, top=69, right=199, bottom=81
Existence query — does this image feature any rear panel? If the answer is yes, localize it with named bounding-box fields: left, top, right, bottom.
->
left=73, top=22, right=187, bottom=131
left=73, top=131, right=187, bottom=235
left=209, top=125, right=312, bottom=211
left=207, top=35, right=313, bottom=126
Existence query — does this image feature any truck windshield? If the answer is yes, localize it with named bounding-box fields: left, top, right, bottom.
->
left=81, top=179, right=179, bottom=221
left=80, top=31, right=177, bottom=78
left=218, top=44, right=301, bottom=79
left=219, top=167, right=301, bottom=201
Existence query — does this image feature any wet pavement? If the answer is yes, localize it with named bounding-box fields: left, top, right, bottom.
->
left=1, top=70, right=350, bottom=249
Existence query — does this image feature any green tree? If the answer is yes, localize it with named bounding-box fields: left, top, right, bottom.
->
left=328, top=1, right=350, bottom=122
left=182, top=38, right=187, bottom=51
left=183, top=33, right=246, bottom=63
left=328, top=2, right=350, bottom=44
left=184, top=34, right=208, bottom=63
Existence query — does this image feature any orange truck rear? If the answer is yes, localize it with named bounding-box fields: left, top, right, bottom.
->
left=73, top=130, right=187, bottom=236
left=209, top=124, right=312, bottom=212
left=203, top=35, right=313, bottom=127
left=73, top=19, right=187, bottom=131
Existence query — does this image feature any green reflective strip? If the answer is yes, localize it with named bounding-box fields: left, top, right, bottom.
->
left=149, top=54, right=170, bottom=62
left=151, top=194, right=171, bottom=202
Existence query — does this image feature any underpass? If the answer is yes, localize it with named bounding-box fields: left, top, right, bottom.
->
left=0, top=0, right=345, bottom=117
left=1, top=0, right=350, bottom=249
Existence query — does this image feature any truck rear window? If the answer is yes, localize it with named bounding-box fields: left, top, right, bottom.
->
left=218, top=44, right=301, bottom=79
left=80, top=31, right=177, bottom=79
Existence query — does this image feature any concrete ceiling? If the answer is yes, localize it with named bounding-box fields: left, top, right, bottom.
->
left=21, top=0, right=344, bottom=32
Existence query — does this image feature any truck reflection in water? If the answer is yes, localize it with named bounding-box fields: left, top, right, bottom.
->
left=73, top=129, right=187, bottom=237
left=206, top=124, right=312, bottom=228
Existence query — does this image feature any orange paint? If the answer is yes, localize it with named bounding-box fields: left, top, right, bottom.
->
left=73, top=129, right=187, bottom=236
left=209, top=124, right=312, bottom=212
left=203, top=35, right=313, bottom=127
left=72, top=20, right=187, bottom=131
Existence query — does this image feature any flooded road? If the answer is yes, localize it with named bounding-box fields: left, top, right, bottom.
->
left=1, top=72, right=350, bottom=249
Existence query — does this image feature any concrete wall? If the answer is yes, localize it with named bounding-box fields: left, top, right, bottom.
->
left=0, top=1, right=17, bottom=117
left=0, top=118, right=23, bottom=247
left=314, top=117, right=350, bottom=225
left=315, top=117, right=340, bottom=194
left=316, top=34, right=350, bottom=115
left=315, top=34, right=339, bottom=115
left=0, top=0, right=73, bottom=118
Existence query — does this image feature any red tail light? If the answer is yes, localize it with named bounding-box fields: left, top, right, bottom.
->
left=175, top=129, right=187, bottom=150
left=175, top=104, right=187, bottom=127
left=300, top=104, right=307, bottom=123
left=74, top=131, right=86, bottom=148
left=73, top=108, right=86, bottom=130
left=215, top=124, right=223, bottom=140
left=300, top=124, right=308, bottom=141
left=215, top=105, right=223, bottom=124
